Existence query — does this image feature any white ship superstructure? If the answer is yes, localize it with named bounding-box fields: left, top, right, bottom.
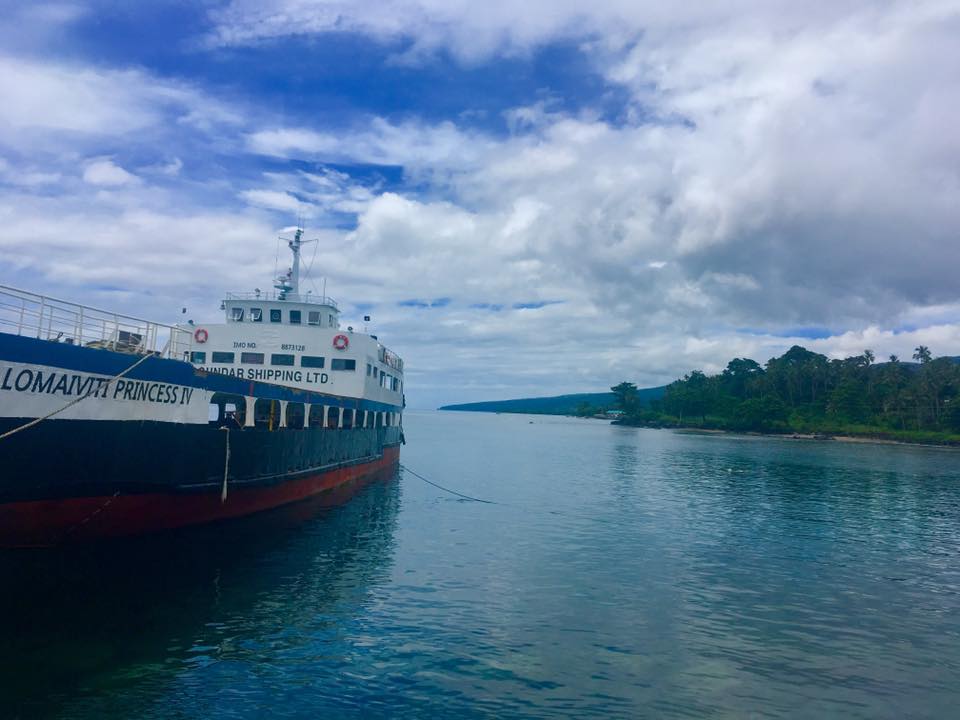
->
left=178, top=228, right=404, bottom=407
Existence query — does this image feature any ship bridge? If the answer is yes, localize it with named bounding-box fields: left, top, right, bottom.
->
left=222, top=291, right=339, bottom=329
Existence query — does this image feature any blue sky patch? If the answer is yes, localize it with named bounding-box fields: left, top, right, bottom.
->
left=512, top=300, right=563, bottom=310
left=737, top=326, right=835, bottom=339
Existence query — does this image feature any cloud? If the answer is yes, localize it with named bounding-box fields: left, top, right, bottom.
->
left=146, top=158, right=184, bottom=177
left=247, top=118, right=490, bottom=167
left=239, top=189, right=303, bottom=213
left=3, top=2, right=960, bottom=408
left=207, top=0, right=613, bottom=61
left=83, top=159, right=140, bottom=187
left=0, top=54, right=245, bottom=161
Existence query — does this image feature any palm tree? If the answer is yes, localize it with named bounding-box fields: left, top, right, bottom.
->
left=913, top=346, right=932, bottom=364
left=610, top=382, right=639, bottom=413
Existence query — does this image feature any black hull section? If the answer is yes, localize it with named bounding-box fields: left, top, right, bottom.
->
left=0, top=418, right=402, bottom=504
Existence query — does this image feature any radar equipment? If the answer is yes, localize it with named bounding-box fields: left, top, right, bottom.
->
left=275, top=227, right=319, bottom=300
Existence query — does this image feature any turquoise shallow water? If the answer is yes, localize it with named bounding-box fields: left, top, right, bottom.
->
left=3, top=410, right=960, bottom=718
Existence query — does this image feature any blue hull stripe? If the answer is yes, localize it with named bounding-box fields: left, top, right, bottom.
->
left=0, top=332, right=402, bottom=412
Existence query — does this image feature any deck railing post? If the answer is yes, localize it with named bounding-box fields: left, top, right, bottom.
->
left=37, top=296, right=45, bottom=338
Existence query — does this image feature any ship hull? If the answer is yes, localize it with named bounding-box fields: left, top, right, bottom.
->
left=0, top=332, right=403, bottom=548
left=0, top=445, right=399, bottom=548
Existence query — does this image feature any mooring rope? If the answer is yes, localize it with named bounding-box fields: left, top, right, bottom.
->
left=220, top=426, right=231, bottom=503
left=0, top=352, right=153, bottom=441
left=59, top=490, right=121, bottom=541
left=399, top=463, right=497, bottom=504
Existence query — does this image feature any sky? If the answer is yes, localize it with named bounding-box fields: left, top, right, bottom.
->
left=0, top=0, right=958, bottom=409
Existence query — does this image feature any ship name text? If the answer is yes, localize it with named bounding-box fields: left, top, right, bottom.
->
left=0, top=366, right=194, bottom=405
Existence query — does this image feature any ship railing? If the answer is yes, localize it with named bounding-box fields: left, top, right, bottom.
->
left=0, top=285, right=193, bottom=359
left=224, top=291, right=338, bottom=308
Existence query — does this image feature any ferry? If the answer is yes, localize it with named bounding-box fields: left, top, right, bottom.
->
left=0, top=230, right=404, bottom=547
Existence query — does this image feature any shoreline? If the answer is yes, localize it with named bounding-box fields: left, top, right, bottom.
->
left=654, top=426, right=960, bottom=449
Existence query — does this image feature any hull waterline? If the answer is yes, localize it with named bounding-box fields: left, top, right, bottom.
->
left=0, top=446, right=400, bottom=548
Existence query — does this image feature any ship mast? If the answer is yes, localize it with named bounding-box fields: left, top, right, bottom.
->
left=275, top=227, right=317, bottom=300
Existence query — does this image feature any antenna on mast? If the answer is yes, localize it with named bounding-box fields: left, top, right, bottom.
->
left=276, top=223, right=318, bottom=300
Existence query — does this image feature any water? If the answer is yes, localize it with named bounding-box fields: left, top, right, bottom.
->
left=3, top=411, right=960, bottom=719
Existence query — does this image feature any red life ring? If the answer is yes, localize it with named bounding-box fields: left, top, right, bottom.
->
left=194, top=328, right=209, bottom=343
left=333, top=334, right=349, bottom=350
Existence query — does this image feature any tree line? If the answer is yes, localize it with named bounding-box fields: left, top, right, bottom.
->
left=611, top=345, right=960, bottom=440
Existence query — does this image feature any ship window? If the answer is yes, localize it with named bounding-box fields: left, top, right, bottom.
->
left=271, top=353, right=295, bottom=366
left=301, top=355, right=325, bottom=368
left=250, top=308, right=263, bottom=322
left=270, top=309, right=282, bottom=323
left=241, top=352, right=264, bottom=365
left=230, top=307, right=244, bottom=322
left=331, top=358, right=356, bottom=371
left=308, top=311, right=321, bottom=326
left=366, top=363, right=372, bottom=376
left=212, top=351, right=235, bottom=364
left=373, top=367, right=378, bottom=378
left=289, top=310, right=301, bottom=324
left=190, top=351, right=206, bottom=364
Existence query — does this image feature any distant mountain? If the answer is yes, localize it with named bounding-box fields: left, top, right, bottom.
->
left=438, top=386, right=666, bottom=415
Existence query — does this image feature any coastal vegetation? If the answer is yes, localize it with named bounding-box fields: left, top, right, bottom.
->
left=612, top=346, right=960, bottom=444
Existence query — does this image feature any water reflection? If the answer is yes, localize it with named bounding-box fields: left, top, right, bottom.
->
left=0, top=475, right=400, bottom=719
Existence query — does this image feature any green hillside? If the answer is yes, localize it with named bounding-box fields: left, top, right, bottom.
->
left=438, top=386, right=666, bottom=415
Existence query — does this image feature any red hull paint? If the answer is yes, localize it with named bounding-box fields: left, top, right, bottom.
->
left=0, top=446, right=400, bottom=548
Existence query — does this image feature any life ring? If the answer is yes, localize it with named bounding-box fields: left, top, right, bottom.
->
left=194, top=328, right=209, bottom=343
left=333, top=334, right=349, bottom=350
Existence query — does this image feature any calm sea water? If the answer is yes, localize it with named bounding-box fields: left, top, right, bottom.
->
left=3, top=411, right=960, bottom=719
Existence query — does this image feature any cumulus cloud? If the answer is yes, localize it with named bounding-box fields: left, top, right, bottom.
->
left=0, top=55, right=245, bottom=160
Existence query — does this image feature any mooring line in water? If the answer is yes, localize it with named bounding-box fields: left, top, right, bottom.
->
left=59, top=490, right=121, bottom=542
left=0, top=352, right=153, bottom=441
left=399, top=464, right=497, bottom=504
